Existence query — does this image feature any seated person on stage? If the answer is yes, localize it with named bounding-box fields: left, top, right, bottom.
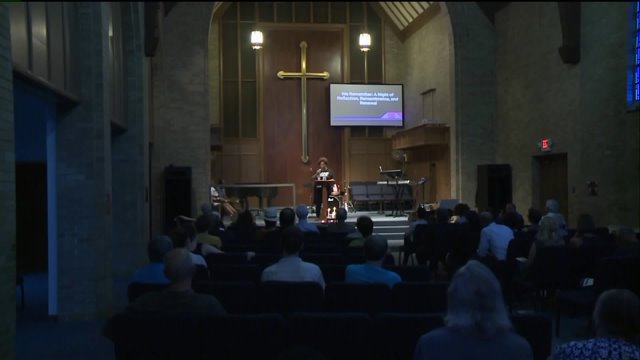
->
left=131, top=235, right=173, bottom=285
left=326, top=208, right=357, bottom=234
left=103, top=248, right=227, bottom=339
left=312, top=156, right=335, bottom=217
left=476, top=211, right=514, bottom=261
left=345, top=234, right=401, bottom=288
left=195, top=214, right=222, bottom=249
left=347, top=215, right=375, bottom=247
left=413, top=260, right=533, bottom=360
left=261, top=226, right=325, bottom=289
left=295, top=204, right=320, bottom=233
left=553, top=289, right=640, bottom=360
left=210, top=182, right=238, bottom=221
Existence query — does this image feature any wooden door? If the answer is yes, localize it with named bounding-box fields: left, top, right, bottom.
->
left=534, top=153, right=568, bottom=220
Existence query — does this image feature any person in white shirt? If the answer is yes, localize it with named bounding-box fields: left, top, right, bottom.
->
left=261, top=226, right=325, bottom=289
left=477, top=211, right=514, bottom=261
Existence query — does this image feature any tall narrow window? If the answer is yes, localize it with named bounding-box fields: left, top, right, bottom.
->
left=422, top=89, right=435, bottom=123
left=628, top=1, right=640, bottom=110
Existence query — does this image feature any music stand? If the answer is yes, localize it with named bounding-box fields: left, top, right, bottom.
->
left=314, top=179, right=335, bottom=221
left=379, top=168, right=406, bottom=217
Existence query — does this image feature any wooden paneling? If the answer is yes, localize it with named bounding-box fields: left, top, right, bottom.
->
left=349, top=138, right=392, bottom=181
left=8, top=2, right=78, bottom=98
left=29, top=2, right=49, bottom=80
left=222, top=139, right=262, bottom=183
left=391, top=124, right=449, bottom=149
left=262, top=26, right=343, bottom=204
left=388, top=125, right=451, bottom=203
left=9, top=3, right=30, bottom=67
left=46, top=2, right=65, bottom=90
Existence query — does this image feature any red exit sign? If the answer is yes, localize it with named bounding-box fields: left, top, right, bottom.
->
left=539, top=138, right=553, bottom=152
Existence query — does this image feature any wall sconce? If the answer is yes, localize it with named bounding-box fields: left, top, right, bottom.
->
left=359, top=32, right=371, bottom=52
left=251, top=31, right=263, bottom=50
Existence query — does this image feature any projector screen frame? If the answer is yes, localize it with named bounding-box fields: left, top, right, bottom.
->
left=329, top=83, right=404, bottom=128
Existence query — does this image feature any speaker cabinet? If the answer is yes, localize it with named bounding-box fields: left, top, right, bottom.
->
left=476, top=164, right=512, bottom=213
left=164, top=166, right=191, bottom=231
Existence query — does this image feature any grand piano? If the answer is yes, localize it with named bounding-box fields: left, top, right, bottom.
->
left=223, top=184, right=279, bottom=210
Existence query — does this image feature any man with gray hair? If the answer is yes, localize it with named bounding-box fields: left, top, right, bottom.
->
left=542, top=199, right=568, bottom=238
left=413, top=260, right=533, bottom=359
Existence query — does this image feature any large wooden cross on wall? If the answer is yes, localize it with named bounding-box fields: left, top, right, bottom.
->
left=277, top=41, right=330, bottom=164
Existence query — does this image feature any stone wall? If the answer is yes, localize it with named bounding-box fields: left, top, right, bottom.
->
left=495, top=2, right=639, bottom=227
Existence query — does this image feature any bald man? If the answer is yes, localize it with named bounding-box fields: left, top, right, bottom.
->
left=127, top=248, right=226, bottom=315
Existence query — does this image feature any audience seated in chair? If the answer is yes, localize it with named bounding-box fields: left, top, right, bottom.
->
left=477, top=211, right=514, bottom=262
left=568, top=213, right=599, bottom=248
left=523, top=208, right=543, bottom=234
left=498, top=203, right=525, bottom=231
left=525, top=216, right=565, bottom=268
left=542, top=199, right=568, bottom=239
left=261, top=226, right=325, bottom=289
left=295, top=204, right=319, bottom=233
left=195, top=213, right=222, bottom=249
left=326, top=208, right=357, bottom=234
left=613, top=227, right=639, bottom=257
left=131, top=235, right=173, bottom=284
left=413, top=260, right=533, bottom=360
left=345, top=234, right=401, bottom=288
left=103, top=248, right=226, bottom=340
left=552, top=288, right=640, bottom=360
left=347, top=215, right=374, bottom=247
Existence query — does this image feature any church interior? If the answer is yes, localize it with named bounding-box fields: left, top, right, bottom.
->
left=1, top=1, right=640, bottom=359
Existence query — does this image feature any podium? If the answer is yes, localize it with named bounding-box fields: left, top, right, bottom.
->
left=314, top=179, right=335, bottom=221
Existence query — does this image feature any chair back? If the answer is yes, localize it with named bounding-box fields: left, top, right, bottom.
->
left=259, top=281, right=324, bottom=314
left=324, top=282, right=391, bottom=314
left=109, top=311, right=203, bottom=360
left=201, top=314, right=287, bottom=360
left=373, top=313, right=444, bottom=360
left=209, top=264, right=261, bottom=283
left=390, top=281, right=448, bottom=313
left=511, top=312, right=553, bottom=360
left=287, top=312, right=373, bottom=360
left=193, top=281, right=258, bottom=314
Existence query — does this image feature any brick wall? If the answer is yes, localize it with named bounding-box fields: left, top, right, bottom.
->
left=0, top=4, right=16, bottom=358
left=151, top=2, right=214, bottom=236
left=111, top=3, right=148, bottom=283
left=55, top=2, right=113, bottom=320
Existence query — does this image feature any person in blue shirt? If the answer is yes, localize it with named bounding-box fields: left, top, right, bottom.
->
left=131, top=235, right=173, bottom=284
left=295, top=204, right=319, bottom=233
left=345, top=234, right=401, bottom=288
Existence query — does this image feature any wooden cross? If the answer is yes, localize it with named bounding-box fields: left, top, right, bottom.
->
left=277, top=41, right=330, bottom=164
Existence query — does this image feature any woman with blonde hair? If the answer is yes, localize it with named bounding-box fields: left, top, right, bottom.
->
left=527, top=216, right=564, bottom=266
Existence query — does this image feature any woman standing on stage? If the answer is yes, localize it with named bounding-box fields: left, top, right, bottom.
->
left=311, top=157, right=335, bottom=217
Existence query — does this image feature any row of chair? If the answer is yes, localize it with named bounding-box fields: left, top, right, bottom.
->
left=202, top=263, right=431, bottom=284
left=128, top=280, right=449, bottom=315
left=109, top=310, right=551, bottom=360
left=205, top=251, right=394, bottom=268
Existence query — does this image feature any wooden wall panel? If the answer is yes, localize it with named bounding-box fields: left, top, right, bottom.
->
left=262, top=26, right=343, bottom=205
